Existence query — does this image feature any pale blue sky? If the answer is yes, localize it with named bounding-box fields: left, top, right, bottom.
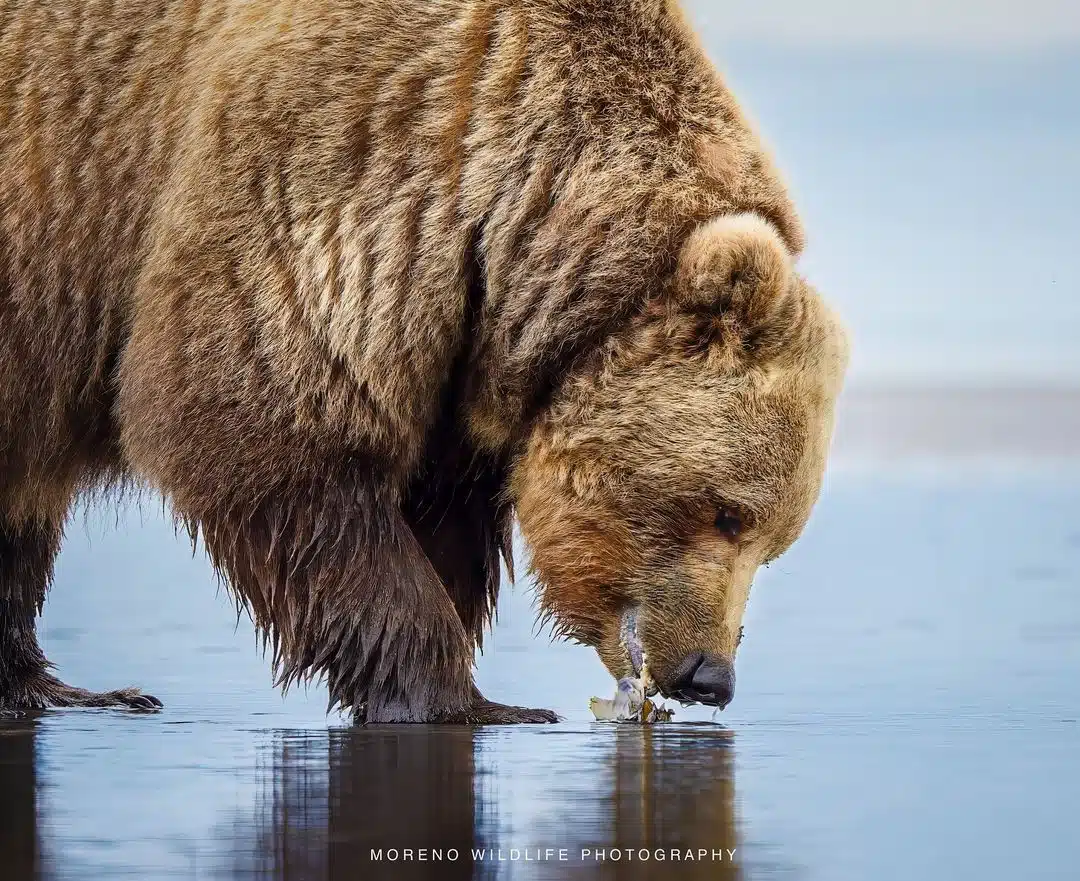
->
left=687, top=6, right=1080, bottom=382
left=686, top=0, right=1080, bottom=49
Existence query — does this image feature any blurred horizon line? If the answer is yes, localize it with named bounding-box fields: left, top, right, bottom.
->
left=833, top=384, right=1080, bottom=460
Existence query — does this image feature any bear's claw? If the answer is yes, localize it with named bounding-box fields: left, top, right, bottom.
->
left=124, top=693, right=165, bottom=710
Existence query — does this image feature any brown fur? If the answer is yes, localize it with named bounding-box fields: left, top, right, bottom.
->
left=0, top=0, right=845, bottom=721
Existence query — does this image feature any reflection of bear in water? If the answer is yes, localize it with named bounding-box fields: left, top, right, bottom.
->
left=218, top=728, right=741, bottom=881
left=0, top=0, right=847, bottom=721
left=0, top=720, right=38, bottom=877
left=220, top=729, right=480, bottom=881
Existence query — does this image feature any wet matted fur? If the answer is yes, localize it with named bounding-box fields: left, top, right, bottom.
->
left=0, top=0, right=846, bottom=721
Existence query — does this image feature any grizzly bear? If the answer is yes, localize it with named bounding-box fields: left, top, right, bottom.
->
left=0, top=0, right=847, bottom=722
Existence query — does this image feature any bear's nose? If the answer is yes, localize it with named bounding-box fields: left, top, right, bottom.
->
left=666, top=652, right=735, bottom=708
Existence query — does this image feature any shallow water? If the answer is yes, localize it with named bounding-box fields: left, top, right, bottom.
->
left=2, top=472, right=1078, bottom=880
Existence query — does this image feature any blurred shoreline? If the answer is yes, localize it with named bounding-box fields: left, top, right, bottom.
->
left=832, top=384, right=1080, bottom=461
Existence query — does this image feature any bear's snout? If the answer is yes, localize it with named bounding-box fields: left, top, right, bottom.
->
left=662, top=652, right=735, bottom=709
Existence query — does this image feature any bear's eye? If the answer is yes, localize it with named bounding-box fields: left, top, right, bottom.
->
left=714, top=506, right=745, bottom=540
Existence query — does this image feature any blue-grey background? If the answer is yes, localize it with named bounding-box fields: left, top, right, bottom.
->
left=3, top=4, right=1079, bottom=880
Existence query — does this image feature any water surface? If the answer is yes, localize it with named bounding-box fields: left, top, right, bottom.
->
left=2, top=474, right=1077, bottom=880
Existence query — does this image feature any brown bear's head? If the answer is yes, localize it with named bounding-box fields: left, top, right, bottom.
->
left=511, top=213, right=848, bottom=709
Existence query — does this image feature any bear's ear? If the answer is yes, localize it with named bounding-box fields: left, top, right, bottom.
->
left=672, top=213, right=799, bottom=351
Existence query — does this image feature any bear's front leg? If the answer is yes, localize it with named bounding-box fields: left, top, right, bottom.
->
left=405, top=448, right=559, bottom=724
left=196, top=471, right=555, bottom=724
